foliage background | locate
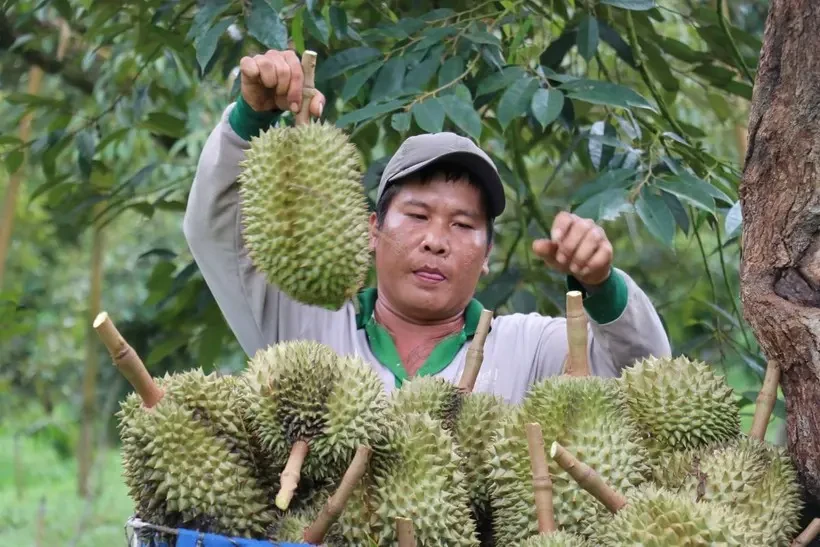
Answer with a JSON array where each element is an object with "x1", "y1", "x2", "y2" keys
[{"x1": 0, "y1": 0, "x2": 777, "y2": 544}]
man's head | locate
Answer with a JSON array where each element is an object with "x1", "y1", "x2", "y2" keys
[{"x1": 368, "y1": 132, "x2": 505, "y2": 323}]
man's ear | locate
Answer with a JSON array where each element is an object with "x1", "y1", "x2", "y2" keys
[
  {"x1": 368, "y1": 212, "x2": 378, "y2": 252},
  {"x1": 481, "y1": 242, "x2": 493, "y2": 275}
]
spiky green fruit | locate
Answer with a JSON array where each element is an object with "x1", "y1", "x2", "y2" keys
[
  {"x1": 338, "y1": 411, "x2": 480, "y2": 546},
  {"x1": 237, "y1": 121, "x2": 371, "y2": 310},
  {"x1": 514, "y1": 531, "x2": 590, "y2": 546},
  {"x1": 487, "y1": 376, "x2": 651, "y2": 543},
  {"x1": 619, "y1": 355, "x2": 740, "y2": 458},
  {"x1": 590, "y1": 483, "x2": 748, "y2": 546},
  {"x1": 244, "y1": 340, "x2": 389, "y2": 504},
  {"x1": 677, "y1": 436, "x2": 803, "y2": 546},
  {"x1": 133, "y1": 397, "x2": 275, "y2": 537},
  {"x1": 389, "y1": 376, "x2": 509, "y2": 515}
]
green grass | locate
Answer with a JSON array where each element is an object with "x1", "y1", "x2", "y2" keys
[{"x1": 0, "y1": 420, "x2": 135, "y2": 546}]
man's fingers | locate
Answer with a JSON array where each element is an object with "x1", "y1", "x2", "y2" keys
[
  {"x1": 239, "y1": 56, "x2": 260, "y2": 84},
  {"x1": 255, "y1": 54, "x2": 278, "y2": 89},
  {"x1": 580, "y1": 243, "x2": 613, "y2": 279},
  {"x1": 309, "y1": 91, "x2": 325, "y2": 118},
  {"x1": 569, "y1": 226, "x2": 604, "y2": 273},
  {"x1": 269, "y1": 53, "x2": 291, "y2": 99},
  {"x1": 282, "y1": 50, "x2": 303, "y2": 111},
  {"x1": 550, "y1": 211, "x2": 574, "y2": 241}
]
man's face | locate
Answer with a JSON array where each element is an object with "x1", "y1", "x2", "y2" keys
[{"x1": 369, "y1": 174, "x2": 491, "y2": 322}]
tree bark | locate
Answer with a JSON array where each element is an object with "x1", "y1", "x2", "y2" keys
[{"x1": 739, "y1": 0, "x2": 820, "y2": 509}]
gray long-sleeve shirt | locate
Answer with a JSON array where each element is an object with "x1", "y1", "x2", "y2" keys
[{"x1": 183, "y1": 102, "x2": 672, "y2": 404}]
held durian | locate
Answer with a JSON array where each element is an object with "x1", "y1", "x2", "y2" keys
[
  {"x1": 243, "y1": 340, "x2": 389, "y2": 510},
  {"x1": 676, "y1": 436, "x2": 803, "y2": 546},
  {"x1": 487, "y1": 376, "x2": 651, "y2": 543},
  {"x1": 514, "y1": 531, "x2": 590, "y2": 546},
  {"x1": 618, "y1": 355, "x2": 741, "y2": 460},
  {"x1": 237, "y1": 51, "x2": 371, "y2": 310}
]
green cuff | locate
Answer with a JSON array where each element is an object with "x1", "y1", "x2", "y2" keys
[
  {"x1": 567, "y1": 268, "x2": 628, "y2": 324},
  {"x1": 229, "y1": 94, "x2": 281, "y2": 141}
]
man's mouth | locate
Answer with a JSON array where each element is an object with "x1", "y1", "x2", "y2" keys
[{"x1": 414, "y1": 266, "x2": 446, "y2": 282}]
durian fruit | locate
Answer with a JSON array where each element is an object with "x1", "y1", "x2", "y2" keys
[
  {"x1": 486, "y1": 376, "x2": 651, "y2": 543},
  {"x1": 676, "y1": 436, "x2": 803, "y2": 546},
  {"x1": 132, "y1": 395, "x2": 276, "y2": 537},
  {"x1": 243, "y1": 340, "x2": 389, "y2": 510},
  {"x1": 618, "y1": 354, "x2": 741, "y2": 474},
  {"x1": 590, "y1": 483, "x2": 749, "y2": 546},
  {"x1": 236, "y1": 53, "x2": 370, "y2": 310},
  {"x1": 338, "y1": 410, "x2": 481, "y2": 546},
  {"x1": 514, "y1": 531, "x2": 590, "y2": 546},
  {"x1": 389, "y1": 376, "x2": 509, "y2": 516}
]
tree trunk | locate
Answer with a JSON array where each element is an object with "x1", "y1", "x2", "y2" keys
[{"x1": 738, "y1": 0, "x2": 820, "y2": 511}]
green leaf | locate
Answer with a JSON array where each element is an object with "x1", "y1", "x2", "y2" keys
[
  {"x1": 725, "y1": 201, "x2": 742, "y2": 238},
  {"x1": 0, "y1": 136, "x2": 22, "y2": 147},
  {"x1": 656, "y1": 176, "x2": 716, "y2": 214},
  {"x1": 341, "y1": 62, "x2": 381, "y2": 102},
  {"x1": 246, "y1": 0, "x2": 288, "y2": 50},
  {"x1": 574, "y1": 188, "x2": 632, "y2": 222},
  {"x1": 370, "y1": 57, "x2": 406, "y2": 102},
  {"x1": 636, "y1": 186, "x2": 676, "y2": 247},
  {"x1": 76, "y1": 130, "x2": 96, "y2": 180},
  {"x1": 198, "y1": 325, "x2": 224, "y2": 366},
  {"x1": 438, "y1": 56, "x2": 465, "y2": 90},
  {"x1": 588, "y1": 121, "x2": 617, "y2": 170},
  {"x1": 662, "y1": 191, "x2": 690, "y2": 234},
  {"x1": 599, "y1": 0, "x2": 656, "y2": 10},
  {"x1": 316, "y1": 47, "x2": 382, "y2": 81},
  {"x1": 677, "y1": 172, "x2": 734, "y2": 205},
  {"x1": 560, "y1": 79, "x2": 656, "y2": 111},
  {"x1": 497, "y1": 77, "x2": 539, "y2": 129},
  {"x1": 195, "y1": 17, "x2": 233, "y2": 73},
  {"x1": 5, "y1": 150, "x2": 24, "y2": 174},
  {"x1": 577, "y1": 15, "x2": 599, "y2": 61},
  {"x1": 412, "y1": 98, "x2": 445, "y2": 133},
  {"x1": 440, "y1": 94, "x2": 482, "y2": 140},
  {"x1": 530, "y1": 88, "x2": 564, "y2": 130},
  {"x1": 291, "y1": 7, "x2": 305, "y2": 53},
  {"x1": 405, "y1": 58, "x2": 441, "y2": 93},
  {"x1": 304, "y1": 8, "x2": 330, "y2": 45},
  {"x1": 475, "y1": 66, "x2": 526, "y2": 97},
  {"x1": 391, "y1": 112, "x2": 411, "y2": 133},
  {"x1": 187, "y1": 0, "x2": 230, "y2": 40},
  {"x1": 571, "y1": 168, "x2": 637, "y2": 203},
  {"x1": 336, "y1": 98, "x2": 410, "y2": 127},
  {"x1": 141, "y1": 112, "x2": 187, "y2": 138}
]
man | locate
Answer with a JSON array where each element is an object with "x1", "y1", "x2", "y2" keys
[{"x1": 183, "y1": 49, "x2": 671, "y2": 404}]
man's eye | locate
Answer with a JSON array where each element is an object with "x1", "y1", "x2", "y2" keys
[{"x1": 409, "y1": 213, "x2": 426, "y2": 220}]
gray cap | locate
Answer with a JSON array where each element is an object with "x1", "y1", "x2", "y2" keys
[{"x1": 376, "y1": 132, "x2": 506, "y2": 218}]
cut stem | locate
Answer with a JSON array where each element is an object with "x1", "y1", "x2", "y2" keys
[
  {"x1": 526, "y1": 423, "x2": 556, "y2": 533},
  {"x1": 791, "y1": 518, "x2": 820, "y2": 547},
  {"x1": 396, "y1": 517, "x2": 416, "y2": 547},
  {"x1": 92, "y1": 311, "x2": 163, "y2": 407},
  {"x1": 550, "y1": 441, "x2": 627, "y2": 513},
  {"x1": 303, "y1": 445, "x2": 372, "y2": 543},
  {"x1": 276, "y1": 439, "x2": 310, "y2": 510},
  {"x1": 458, "y1": 308, "x2": 493, "y2": 392},
  {"x1": 564, "y1": 291, "x2": 589, "y2": 376},
  {"x1": 749, "y1": 359, "x2": 781, "y2": 441},
  {"x1": 295, "y1": 50, "x2": 317, "y2": 126}
]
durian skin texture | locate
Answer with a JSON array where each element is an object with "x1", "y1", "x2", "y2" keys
[
  {"x1": 487, "y1": 376, "x2": 651, "y2": 543},
  {"x1": 237, "y1": 121, "x2": 371, "y2": 310},
  {"x1": 514, "y1": 531, "x2": 590, "y2": 546}
]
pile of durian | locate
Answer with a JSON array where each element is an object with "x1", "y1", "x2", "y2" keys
[{"x1": 94, "y1": 291, "x2": 808, "y2": 547}]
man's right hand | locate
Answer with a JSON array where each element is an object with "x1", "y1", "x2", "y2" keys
[{"x1": 238, "y1": 49, "x2": 326, "y2": 117}]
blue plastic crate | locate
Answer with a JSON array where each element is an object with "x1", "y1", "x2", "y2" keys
[{"x1": 127, "y1": 517, "x2": 317, "y2": 547}]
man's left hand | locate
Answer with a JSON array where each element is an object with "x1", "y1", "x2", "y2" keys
[{"x1": 532, "y1": 212, "x2": 613, "y2": 287}]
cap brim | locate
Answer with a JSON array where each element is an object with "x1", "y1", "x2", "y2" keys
[{"x1": 383, "y1": 150, "x2": 505, "y2": 218}]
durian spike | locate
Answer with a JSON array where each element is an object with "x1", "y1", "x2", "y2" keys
[
  {"x1": 294, "y1": 50, "x2": 317, "y2": 126},
  {"x1": 563, "y1": 291, "x2": 589, "y2": 377},
  {"x1": 92, "y1": 311, "x2": 163, "y2": 407},
  {"x1": 750, "y1": 359, "x2": 781, "y2": 441},
  {"x1": 275, "y1": 439, "x2": 309, "y2": 510},
  {"x1": 791, "y1": 518, "x2": 820, "y2": 546},
  {"x1": 549, "y1": 441, "x2": 627, "y2": 513},
  {"x1": 396, "y1": 517, "x2": 416, "y2": 547},
  {"x1": 458, "y1": 308, "x2": 493, "y2": 392},
  {"x1": 525, "y1": 423, "x2": 556, "y2": 533},
  {"x1": 302, "y1": 445, "x2": 373, "y2": 543}
]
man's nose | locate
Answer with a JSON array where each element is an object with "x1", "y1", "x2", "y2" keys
[{"x1": 422, "y1": 225, "x2": 449, "y2": 255}]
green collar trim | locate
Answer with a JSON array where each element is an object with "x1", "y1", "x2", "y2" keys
[{"x1": 355, "y1": 288, "x2": 486, "y2": 388}]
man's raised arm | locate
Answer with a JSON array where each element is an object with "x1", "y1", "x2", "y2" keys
[{"x1": 183, "y1": 49, "x2": 326, "y2": 357}]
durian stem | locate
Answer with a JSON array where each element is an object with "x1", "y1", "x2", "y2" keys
[
  {"x1": 303, "y1": 445, "x2": 372, "y2": 543},
  {"x1": 458, "y1": 308, "x2": 493, "y2": 392},
  {"x1": 750, "y1": 359, "x2": 781, "y2": 441},
  {"x1": 563, "y1": 291, "x2": 589, "y2": 377},
  {"x1": 549, "y1": 441, "x2": 627, "y2": 513},
  {"x1": 295, "y1": 50, "x2": 317, "y2": 126},
  {"x1": 791, "y1": 518, "x2": 820, "y2": 546},
  {"x1": 92, "y1": 311, "x2": 163, "y2": 407},
  {"x1": 275, "y1": 439, "x2": 309, "y2": 510},
  {"x1": 525, "y1": 423, "x2": 556, "y2": 533},
  {"x1": 396, "y1": 517, "x2": 416, "y2": 547}
]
